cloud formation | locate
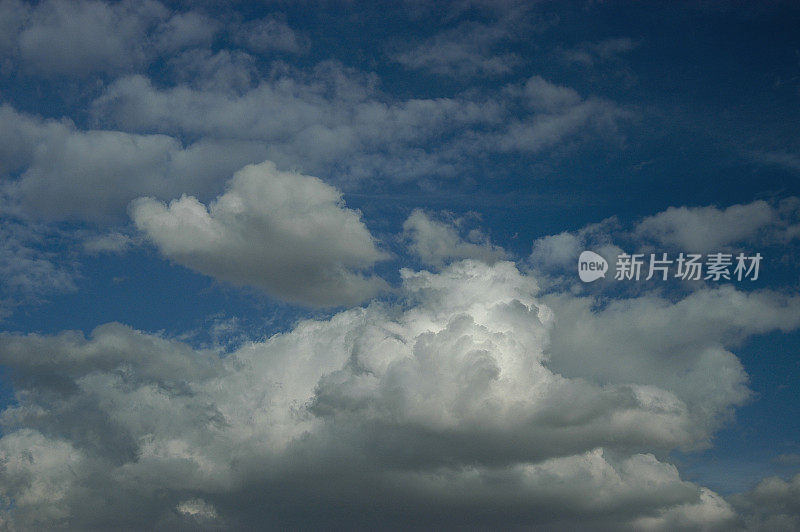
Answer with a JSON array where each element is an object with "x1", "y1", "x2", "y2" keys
[
  {"x1": 132, "y1": 161, "x2": 388, "y2": 307},
  {"x1": 2, "y1": 260, "x2": 797, "y2": 529}
]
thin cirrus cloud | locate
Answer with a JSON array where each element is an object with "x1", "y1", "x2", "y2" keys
[
  {"x1": 5, "y1": 259, "x2": 798, "y2": 528},
  {"x1": 131, "y1": 161, "x2": 389, "y2": 307}
]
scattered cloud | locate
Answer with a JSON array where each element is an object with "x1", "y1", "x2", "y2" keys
[
  {"x1": 557, "y1": 37, "x2": 637, "y2": 67},
  {"x1": 402, "y1": 209, "x2": 508, "y2": 267},
  {"x1": 634, "y1": 199, "x2": 800, "y2": 252},
  {"x1": 233, "y1": 15, "x2": 308, "y2": 55},
  {"x1": 82, "y1": 231, "x2": 135, "y2": 255},
  {"x1": 392, "y1": 20, "x2": 520, "y2": 77}
]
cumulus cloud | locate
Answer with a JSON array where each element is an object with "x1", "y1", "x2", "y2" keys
[
  {"x1": 633, "y1": 199, "x2": 800, "y2": 252},
  {"x1": 12, "y1": 0, "x2": 165, "y2": 76},
  {"x1": 402, "y1": 209, "x2": 508, "y2": 267},
  {"x1": 732, "y1": 472, "x2": 800, "y2": 531},
  {"x1": 0, "y1": 105, "x2": 270, "y2": 221},
  {"x1": 2, "y1": 260, "x2": 797, "y2": 528},
  {"x1": 131, "y1": 161, "x2": 389, "y2": 307},
  {"x1": 0, "y1": 260, "x2": 780, "y2": 529}
]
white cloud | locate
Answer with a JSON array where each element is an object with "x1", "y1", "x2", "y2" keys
[
  {"x1": 0, "y1": 105, "x2": 270, "y2": 221},
  {"x1": 131, "y1": 161, "x2": 389, "y2": 307},
  {"x1": 90, "y1": 68, "x2": 629, "y2": 184},
  {"x1": 529, "y1": 199, "x2": 800, "y2": 285},
  {"x1": 402, "y1": 209, "x2": 507, "y2": 267},
  {"x1": 234, "y1": 16, "x2": 307, "y2": 55},
  {"x1": 1, "y1": 260, "x2": 796, "y2": 528},
  {"x1": 392, "y1": 20, "x2": 520, "y2": 77},
  {"x1": 14, "y1": 0, "x2": 166, "y2": 76},
  {"x1": 634, "y1": 200, "x2": 785, "y2": 252},
  {"x1": 2, "y1": 0, "x2": 221, "y2": 77}
]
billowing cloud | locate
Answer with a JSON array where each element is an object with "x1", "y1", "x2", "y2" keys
[
  {"x1": 131, "y1": 161, "x2": 389, "y2": 307},
  {"x1": 402, "y1": 208, "x2": 508, "y2": 267},
  {"x1": 2, "y1": 260, "x2": 797, "y2": 528}
]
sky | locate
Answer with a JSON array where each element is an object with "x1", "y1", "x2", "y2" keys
[{"x1": 1, "y1": 0, "x2": 800, "y2": 529}]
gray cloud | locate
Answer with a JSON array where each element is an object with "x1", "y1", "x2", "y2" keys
[{"x1": 131, "y1": 161, "x2": 389, "y2": 307}]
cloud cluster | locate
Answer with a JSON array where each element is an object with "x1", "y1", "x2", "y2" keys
[
  {"x1": 132, "y1": 161, "x2": 388, "y2": 307},
  {"x1": 1, "y1": 260, "x2": 797, "y2": 529}
]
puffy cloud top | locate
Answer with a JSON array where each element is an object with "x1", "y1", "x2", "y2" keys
[{"x1": 132, "y1": 161, "x2": 388, "y2": 306}]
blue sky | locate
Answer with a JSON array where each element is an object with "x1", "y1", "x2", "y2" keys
[{"x1": 1, "y1": 0, "x2": 800, "y2": 529}]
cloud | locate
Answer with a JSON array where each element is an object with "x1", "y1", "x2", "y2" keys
[
  {"x1": 233, "y1": 16, "x2": 308, "y2": 55},
  {"x1": 402, "y1": 209, "x2": 508, "y2": 267},
  {"x1": 82, "y1": 231, "x2": 135, "y2": 255},
  {"x1": 89, "y1": 68, "x2": 629, "y2": 185},
  {"x1": 557, "y1": 37, "x2": 637, "y2": 66},
  {"x1": 13, "y1": 0, "x2": 166, "y2": 76},
  {"x1": 131, "y1": 161, "x2": 389, "y2": 307},
  {"x1": 1, "y1": 0, "x2": 220, "y2": 77},
  {"x1": 731, "y1": 473, "x2": 800, "y2": 531},
  {"x1": 392, "y1": 20, "x2": 520, "y2": 77},
  {"x1": 529, "y1": 199, "x2": 800, "y2": 285},
  {"x1": 0, "y1": 221, "x2": 78, "y2": 312},
  {"x1": 2, "y1": 259, "x2": 797, "y2": 528},
  {"x1": 0, "y1": 105, "x2": 270, "y2": 221},
  {"x1": 634, "y1": 199, "x2": 800, "y2": 252}
]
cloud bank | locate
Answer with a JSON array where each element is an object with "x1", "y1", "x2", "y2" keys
[{"x1": 1, "y1": 260, "x2": 798, "y2": 529}]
